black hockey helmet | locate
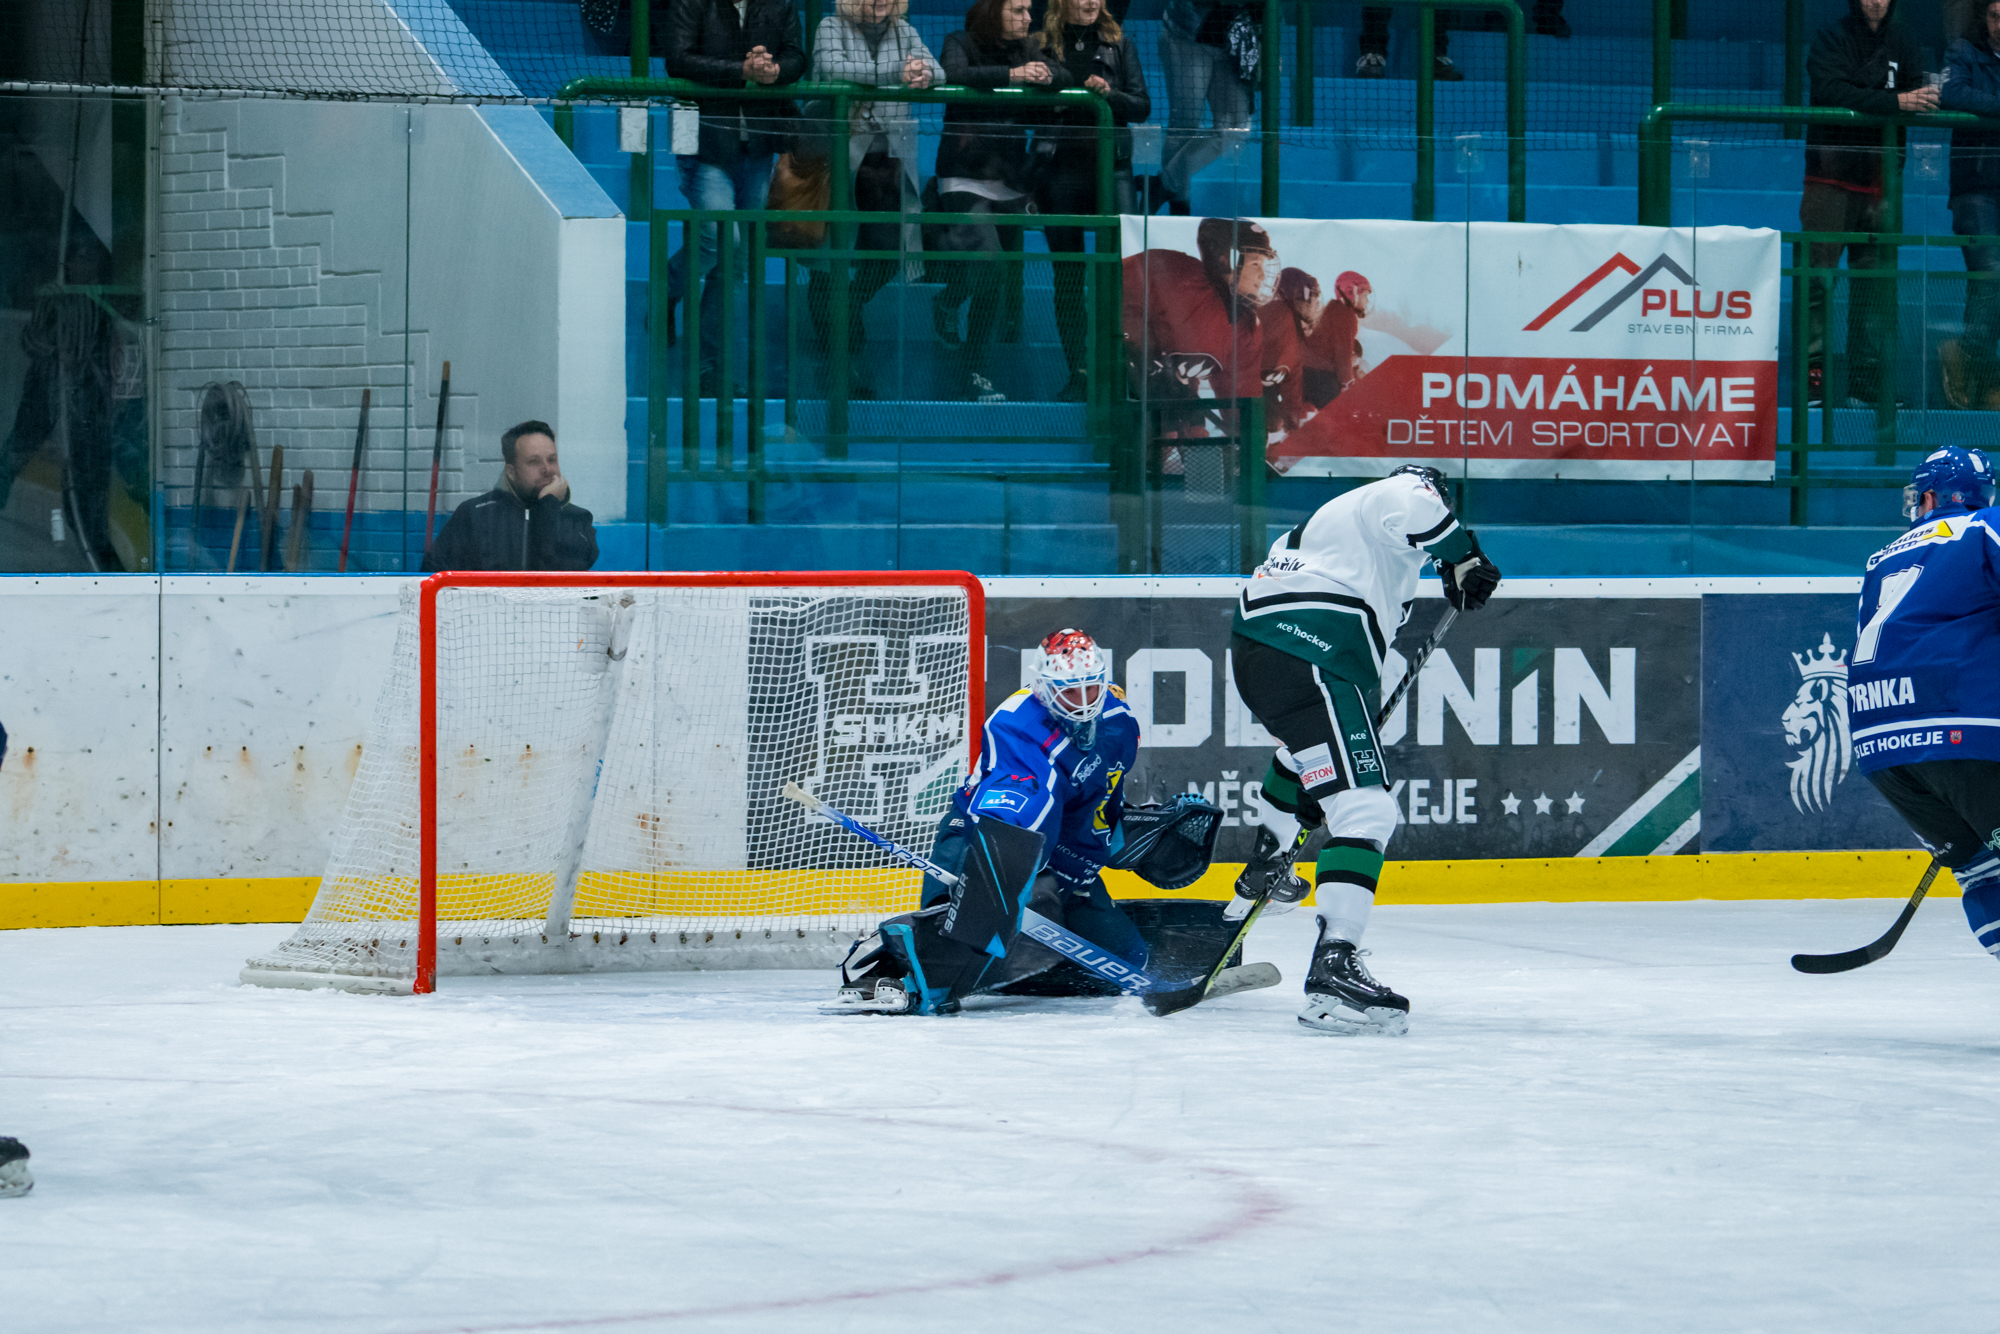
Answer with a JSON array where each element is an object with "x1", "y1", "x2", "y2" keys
[
  {"x1": 1392, "y1": 463, "x2": 1448, "y2": 493},
  {"x1": 1107, "y1": 793, "x2": 1223, "y2": 891}
]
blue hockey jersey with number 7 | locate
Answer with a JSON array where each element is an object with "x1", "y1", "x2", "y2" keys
[
  {"x1": 1850, "y1": 503, "x2": 2000, "y2": 772},
  {"x1": 954, "y1": 687, "x2": 1142, "y2": 887}
]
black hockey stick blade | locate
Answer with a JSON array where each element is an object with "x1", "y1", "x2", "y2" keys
[
  {"x1": 1791, "y1": 859, "x2": 1941, "y2": 974},
  {"x1": 1143, "y1": 898, "x2": 1268, "y2": 1016}
]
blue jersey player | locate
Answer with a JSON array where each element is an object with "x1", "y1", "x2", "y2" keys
[
  {"x1": 831, "y1": 629, "x2": 1148, "y2": 1014},
  {"x1": 1850, "y1": 446, "x2": 2000, "y2": 961}
]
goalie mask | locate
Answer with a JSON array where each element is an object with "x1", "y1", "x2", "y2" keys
[
  {"x1": 1031, "y1": 629, "x2": 1112, "y2": 738},
  {"x1": 1107, "y1": 793, "x2": 1223, "y2": 891}
]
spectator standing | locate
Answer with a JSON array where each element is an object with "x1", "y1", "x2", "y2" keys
[
  {"x1": 1802, "y1": 0, "x2": 1936, "y2": 408},
  {"x1": 1356, "y1": 6, "x2": 1462, "y2": 81},
  {"x1": 664, "y1": 0, "x2": 808, "y2": 399},
  {"x1": 1941, "y1": 0, "x2": 2000, "y2": 408},
  {"x1": 424, "y1": 421, "x2": 599, "y2": 572},
  {"x1": 1037, "y1": 0, "x2": 1149, "y2": 402},
  {"x1": 804, "y1": 0, "x2": 945, "y2": 399},
  {"x1": 1355, "y1": 3, "x2": 1567, "y2": 80},
  {"x1": 1152, "y1": 0, "x2": 1253, "y2": 215},
  {"x1": 931, "y1": 0, "x2": 1052, "y2": 404}
]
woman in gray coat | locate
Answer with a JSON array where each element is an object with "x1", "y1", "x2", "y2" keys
[{"x1": 805, "y1": 0, "x2": 944, "y2": 396}]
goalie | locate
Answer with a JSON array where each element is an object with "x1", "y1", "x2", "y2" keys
[{"x1": 831, "y1": 629, "x2": 1219, "y2": 1015}]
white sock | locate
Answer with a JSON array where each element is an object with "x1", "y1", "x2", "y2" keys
[
  {"x1": 1316, "y1": 882, "x2": 1374, "y2": 946},
  {"x1": 1259, "y1": 806, "x2": 1304, "y2": 848}
]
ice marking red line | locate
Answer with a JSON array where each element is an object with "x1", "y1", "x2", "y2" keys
[
  {"x1": 0, "y1": 1073, "x2": 1291, "y2": 1330},
  {"x1": 406, "y1": 1092, "x2": 1291, "y2": 1333}
]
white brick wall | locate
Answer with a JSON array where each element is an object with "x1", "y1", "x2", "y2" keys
[
  {"x1": 158, "y1": 98, "x2": 446, "y2": 526},
  {"x1": 155, "y1": 97, "x2": 626, "y2": 540}
]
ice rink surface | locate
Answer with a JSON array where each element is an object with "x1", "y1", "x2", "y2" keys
[{"x1": 5, "y1": 900, "x2": 2000, "y2": 1333}]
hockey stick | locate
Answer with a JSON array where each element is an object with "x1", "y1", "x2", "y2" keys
[
  {"x1": 424, "y1": 362, "x2": 451, "y2": 557},
  {"x1": 1791, "y1": 858, "x2": 1941, "y2": 975},
  {"x1": 780, "y1": 782, "x2": 1156, "y2": 994},
  {"x1": 1379, "y1": 605, "x2": 1459, "y2": 724},
  {"x1": 338, "y1": 388, "x2": 370, "y2": 572}
]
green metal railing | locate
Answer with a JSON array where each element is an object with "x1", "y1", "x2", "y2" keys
[
  {"x1": 1638, "y1": 103, "x2": 1981, "y2": 230},
  {"x1": 1344, "y1": 0, "x2": 1527, "y2": 222},
  {"x1": 1780, "y1": 232, "x2": 2000, "y2": 523},
  {"x1": 1284, "y1": 0, "x2": 1527, "y2": 221}
]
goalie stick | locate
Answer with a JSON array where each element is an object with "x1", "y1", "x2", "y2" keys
[
  {"x1": 781, "y1": 782, "x2": 1156, "y2": 994},
  {"x1": 1148, "y1": 608, "x2": 1460, "y2": 1016},
  {"x1": 1791, "y1": 858, "x2": 1940, "y2": 975}
]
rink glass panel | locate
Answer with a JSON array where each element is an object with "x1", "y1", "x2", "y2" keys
[{"x1": 6, "y1": 94, "x2": 1979, "y2": 578}]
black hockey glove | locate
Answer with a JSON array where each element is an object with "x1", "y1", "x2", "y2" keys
[{"x1": 1439, "y1": 532, "x2": 1501, "y2": 611}]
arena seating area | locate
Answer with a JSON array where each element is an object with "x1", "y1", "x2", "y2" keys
[{"x1": 1, "y1": 0, "x2": 1989, "y2": 577}]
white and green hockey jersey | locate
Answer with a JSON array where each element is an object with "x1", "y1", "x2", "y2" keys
[{"x1": 1231, "y1": 472, "x2": 1475, "y2": 691}]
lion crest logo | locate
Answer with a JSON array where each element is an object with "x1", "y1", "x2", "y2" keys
[{"x1": 1783, "y1": 633, "x2": 1851, "y2": 814}]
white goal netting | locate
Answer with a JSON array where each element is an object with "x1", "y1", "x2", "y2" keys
[{"x1": 243, "y1": 579, "x2": 975, "y2": 992}]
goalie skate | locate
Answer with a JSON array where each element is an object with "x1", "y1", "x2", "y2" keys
[
  {"x1": 0, "y1": 1138, "x2": 32, "y2": 1198},
  {"x1": 1298, "y1": 922, "x2": 1408, "y2": 1037},
  {"x1": 823, "y1": 976, "x2": 912, "y2": 1014}
]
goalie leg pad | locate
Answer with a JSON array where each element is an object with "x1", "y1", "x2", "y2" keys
[{"x1": 940, "y1": 815, "x2": 1047, "y2": 957}]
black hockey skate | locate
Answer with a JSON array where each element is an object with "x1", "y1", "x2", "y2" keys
[
  {"x1": 0, "y1": 1137, "x2": 32, "y2": 1198},
  {"x1": 1225, "y1": 825, "x2": 1311, "y2": 922},
  {"x1": 1298, "y1": 919, "x2": 1409, "y2": 1036}
]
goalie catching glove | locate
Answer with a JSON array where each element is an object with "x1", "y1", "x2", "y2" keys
[
  {"x1": 1106, "y1": 793, "x2": 1223, "y2": 891},
  {"x1": 1437, "y1": 531, "x2": 1501, "y2": 612}
]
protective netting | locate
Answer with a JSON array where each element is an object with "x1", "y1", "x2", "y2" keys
[
  {"x1": 242, "y1": 578, "x2": 973, "y2": 990},
  {"x1": 5, "y1": 0, "x2": 1811, "y2": 145}
]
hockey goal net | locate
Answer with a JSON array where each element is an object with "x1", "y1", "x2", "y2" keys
[{"x1": 243, "y1": 572, "x2": 984, "y2": 994}]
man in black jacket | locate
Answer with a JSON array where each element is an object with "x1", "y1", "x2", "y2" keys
[
  {"x1": 423, "y1": 421, "x2": 599, "y2": 572},
  {"x1": 664, "y1": 0, "x2": 808, "y2": 397},
  {"x1": 1803, "y1": 0, "x2": 1937, "y2": 407}
]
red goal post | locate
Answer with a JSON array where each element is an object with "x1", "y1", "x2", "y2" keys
[
  {"x1": 412, "y1": 570, "x2": 986, "y2": 993},
  {"x1": 238, "y1": 570, "x2": 984, "y2": 995}
]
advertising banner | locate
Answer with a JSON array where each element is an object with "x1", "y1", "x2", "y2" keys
[
  {"x1": 986, "y1": 581, "x2": 1701, "y2": 862},
  {"x1": 1700, "y1": 592, "x2": 1917, "y2": 853},
  {"x1": 1120, "y1": 217, "x2": 1780, "y2": 482}
]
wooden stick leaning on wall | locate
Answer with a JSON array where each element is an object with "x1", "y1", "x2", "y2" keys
[
  {"x1": 286, "y1": 470, "x2": 315, "y2": 572},
  {"x1": 339, "y1": 388, "x2": 371, "y2": 573},
  {"x1": 226, "y1": 490, "x2": 249, "y2": 572},
  {"x1": 424, "y1": 362, "x2": 450, "y2": 557},
  {"x1": 260, "y1": 443, "x2": 284, "y2": 572}
]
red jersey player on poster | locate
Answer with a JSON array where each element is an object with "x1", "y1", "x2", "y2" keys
[
  {"x1": 1262, "y1": 267, "x2": 1323, "y2": 436},
  {"x1": 1122, "y1": 218, "x2": 1278, "y2": 407},
  {"x1": 1300, "y1": 269, "x2": 1370, "y2": 408}
]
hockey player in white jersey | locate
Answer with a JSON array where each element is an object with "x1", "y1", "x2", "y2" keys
[{"x1": 1228, "y1": 465, "x2": 1501, "y2": 1034}]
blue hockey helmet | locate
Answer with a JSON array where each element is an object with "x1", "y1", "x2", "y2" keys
[{"x1": 1904, "y1": 447, "x2": 1995, "y2": 521}]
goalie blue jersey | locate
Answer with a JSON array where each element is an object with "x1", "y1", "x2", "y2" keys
[
  {"x1": 954, "y1": 688, "x2": 1141, "y2": 887},
  {"x1": 1850, "y1": 503, "x2": 2000, "y2": 772}
]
